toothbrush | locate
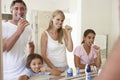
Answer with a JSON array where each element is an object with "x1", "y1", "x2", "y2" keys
[{"x1": 16, "y1": 14, "x2": 23, "y2": 20}]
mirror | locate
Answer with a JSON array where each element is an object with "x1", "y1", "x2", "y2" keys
[{"x1": 1, "y1": 0, "x2": 120, "y2": 80}]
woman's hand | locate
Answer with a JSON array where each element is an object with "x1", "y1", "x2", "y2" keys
[
  {"x1": 50, "y1": 69, "x2": 61, "y2": 76},
  {"x1": 57, "y1": 68, "x2": 65, "y2": 73},
  {"x1": 64, "y1": 25, "x2": 72, "y2": 34}
]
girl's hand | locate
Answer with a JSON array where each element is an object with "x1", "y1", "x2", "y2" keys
[
  {"x1": 57, "y1": 68, "x2": 65, "y2": 73},
  {"x1": 93, "y1": 45, "x2": 100, "y2": 53}
]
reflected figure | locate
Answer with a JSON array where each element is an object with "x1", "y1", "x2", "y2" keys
[
  {"x1": 2, "y1": 0, "x2": 34, "y2": 80},
  {"x1": 18, "y1": 53, "x2": 61, "y2": 80},
  {"x1": 74, "y1": 29, "x2": 101, "y2": 69},
  {"x1": 41, "y1": 10, "x2": 73, "y2": 74}
]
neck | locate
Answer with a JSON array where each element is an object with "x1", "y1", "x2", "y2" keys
[
  {"x1": 48, "y1": 28, "x2": 58, "y2": 33},
  {"x1": 83, "y1": 44, "x2": 91, "y2": 54},
  {"x1": 10, "y1": 19, "x2": 18, "y2": 25}
]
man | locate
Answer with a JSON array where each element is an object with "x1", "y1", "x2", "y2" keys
[{"x1": 2, "y1": 0, "x2": 34, "y2": 80}]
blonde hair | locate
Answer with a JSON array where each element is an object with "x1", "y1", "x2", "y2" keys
[{"x1": 47, "y1": 10, "x2": 65, "y2": 44}]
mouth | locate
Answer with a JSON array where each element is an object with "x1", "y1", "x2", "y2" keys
[
  {"x1": 16, "y1": 14, "x2": 23, "y2": 20},
  {"x1": 89, "y1": 42, "x2": 93, "y2": 46}
]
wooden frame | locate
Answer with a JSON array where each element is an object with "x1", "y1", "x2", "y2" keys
[{"x1": 0, "y1": 0, "x2": 3, "y2": 80}]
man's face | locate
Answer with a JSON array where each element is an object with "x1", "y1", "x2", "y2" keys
[{"x1": 11, "y1": 3, "x2": 27, "y2": 20}]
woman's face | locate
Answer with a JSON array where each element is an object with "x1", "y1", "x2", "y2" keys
[
  {"x1": 83, "y1": 33, "x2": 95, "y2": 47},
  {"x1": 52, "y1": 14, "x2": 64, "y2": 29},
  {"x1": 30, "y1": 58, "x2": 43, "y2": 73}
]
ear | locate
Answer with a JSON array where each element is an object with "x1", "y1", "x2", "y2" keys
[
  {"x1": 10, "y1": 7, "x2": 13, "y2": 13},
  {"x1": 83, "y1": 36, "x2": 85, "y2": 41}
]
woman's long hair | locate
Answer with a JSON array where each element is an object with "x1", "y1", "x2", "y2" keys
[{"x1": 47, "y1": 10, "x2": 65, "y2": 44}]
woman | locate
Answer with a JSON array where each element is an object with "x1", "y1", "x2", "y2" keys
[{"x1": 41, "y1": 10, "x2": 73, "y2": 74}]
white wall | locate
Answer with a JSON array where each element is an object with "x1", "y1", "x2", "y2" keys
[
  {"x1": 81, "y1": 0, "x2": 119, "y2": 55},
  {"x1": 24, "y1": 0, "x2": 70, "y2": 12},
  {"x1": 82, "y1": 0, "x2": 112, "y2": 34},
  {"x1": 110, "y1": 0, "x2": 120, "y2": 52}
]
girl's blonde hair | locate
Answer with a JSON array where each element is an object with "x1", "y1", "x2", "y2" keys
[{"x1": 47, "y1": 10, "x2": 65, "y2": 44}]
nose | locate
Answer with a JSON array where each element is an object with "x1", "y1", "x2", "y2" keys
[
  {"x1": 35, "y1": 64, "x2": 39, "y2": 67},
  {"x1": 17, "y1": 9, "x2": 22, "y2": 14}
]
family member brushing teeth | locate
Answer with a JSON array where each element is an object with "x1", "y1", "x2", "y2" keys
[
  {"x1": 74, "y1": 29, "x2": 101, "y2": 69},
  {"x1": 41, "y1": 10, "x2": 73, "y2": 74},
  {"x1": 2, "y1": 0, "x2": 34, "y2": 80}
]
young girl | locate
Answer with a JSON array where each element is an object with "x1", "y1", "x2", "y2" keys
[
  {"x1": 18, "y1": 53, "x2": 61, "y2": 80},
  {"x1": 74, "y1": 29, "x2": 101, "y2": 69}
]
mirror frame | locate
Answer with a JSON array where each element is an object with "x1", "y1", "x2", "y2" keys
[{"x1": 0, "y1": 0, "x2": 3, "y2": 80}]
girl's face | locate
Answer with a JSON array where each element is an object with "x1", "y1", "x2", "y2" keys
[
  {"x1": 83, "y1": 33, "x2": 95, "y2": 47},
  {"x1": 52, "y1": 14, "x2": 64, "y2": 29},
  {"x1": 30, "y1": 58, "x2": 43, "y2": 73}
]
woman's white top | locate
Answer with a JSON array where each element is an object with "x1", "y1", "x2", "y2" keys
[{"x1": 45, "y1": 31, "x2": 67, "y2": 67}]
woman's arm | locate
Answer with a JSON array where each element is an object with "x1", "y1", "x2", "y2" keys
[
  {"x1": 40, "y1": 67, "x2": 61, "y2": 76},
  {"x1": 41, "y1": 32, "x2": 55, "y2": 69},
  {"x1": 64, "y1": 25, "x2": 73, "y2": 52}
]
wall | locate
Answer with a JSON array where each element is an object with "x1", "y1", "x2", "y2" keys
[
  {"x1": 81, "y1": 0, "x2": 119, "y2": 55},
  {"x1": 110, "y1": 0, "x2": 120, "y2": 52}
]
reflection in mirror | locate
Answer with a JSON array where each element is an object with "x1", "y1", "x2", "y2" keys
[
  {"x1": 1, "y1": 0, "x2": 120, "y2": 80},
  {"x1": 1, "y1": 0, "x2": 81, "y2": 79}
]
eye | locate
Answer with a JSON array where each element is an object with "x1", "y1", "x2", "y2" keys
[
  {"x1": 33, "y1": 63, "x2": 36, "y2": 65},
  {"x1": 57, "y1": 18, "x2": 60, "y2": 21},
  {"x1": 12, "y1": 7, "x2": 26, "y2": 11},
  {"x1": 38, "y1": 62, "x2": 42, "y2": 65},
  {"x1": 88, "y1": 36, "x2": 91, "y2": 39},
  {"x1": 61, "y1": 20, "x2": 64, "y2": 23}
]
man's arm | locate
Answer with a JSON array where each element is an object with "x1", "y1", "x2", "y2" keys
[{"x1": 29, "y1": 42, "x2": 34, "y2": 54}]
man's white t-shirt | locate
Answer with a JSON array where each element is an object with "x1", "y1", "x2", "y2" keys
[{"x1": 2, "y1": 22, "x2": 33, "y2": 80}]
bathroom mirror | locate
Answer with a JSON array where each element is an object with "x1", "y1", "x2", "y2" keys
[{"x1": 1, "y1": 0, "x2": 120, "y2": 80}]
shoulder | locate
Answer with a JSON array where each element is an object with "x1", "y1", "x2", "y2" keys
[
  {"x1": 74, "y1": 45, "x2": 83, "y2": 55},
  {"x1": 23, "y1": 68, "x2": 32, "y2": 77},
  {"x1": 75, "y1": 45, "x2": 83, "y2": 51},
  {"x1": 2, "y1": 22, "x2": 10, "y2": 28},
  {"x1": 41, "y1": 31, "x2": 48, "y2": 38},
  {"x1": 41, "y1": 31, "x2": 48, "y2": 42}
]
